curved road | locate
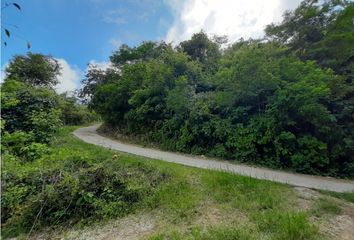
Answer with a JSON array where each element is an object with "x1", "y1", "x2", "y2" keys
[{"x1": 73, "y1": 124, "x2": 354, "y2": 193}]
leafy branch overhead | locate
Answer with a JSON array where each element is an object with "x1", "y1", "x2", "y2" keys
[{"x1": 1, "y1": 2, "x2": 31, "y2": 49}]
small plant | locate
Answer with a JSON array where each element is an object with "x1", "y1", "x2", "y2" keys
[
  {"x1": 147, "y1": 225, "x2": 256, "y2": 240},
  {"x1": 256, "y1": 210, "x2": 318, "y2": 240},
  {"x1": 312, "y1": 198, "x2": 342, "y2": 217},
  {"x1": 20, "y1": 142, "x2": 50, "y2": 161},
  {"x1": 112, "y1": 154, "x2": 120, "y2": 160},
  {"x1": 1, "y1": 147, "x2": 168, "y2": 238}
]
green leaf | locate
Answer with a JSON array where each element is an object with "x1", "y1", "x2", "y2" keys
[
  {"x1": 5, "y1": 29, "x2": 10, "y2": 38},
  {"x1": 13, "y1": 3, "x2": 21, "y2": 10}
]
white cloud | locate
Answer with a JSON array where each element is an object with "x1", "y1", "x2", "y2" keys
[
  {"x1": 110, "y1": 38, "x2": 122, "y2": 49},
  {"x1": 55, "y1": 59, "x2": 82, "y2": 94},
  {"x1": 165, "y1": 0, "x2": 302, "y2": 44},
  {"x1": 87, "y1": 60, "x2": 113, "y2": 71},
  {"x1": 103, "y1": 9, "x2": 129, "y2": 24},
  {"x1": 1, "y1": 63, "x2": 8, "y2": 83}
]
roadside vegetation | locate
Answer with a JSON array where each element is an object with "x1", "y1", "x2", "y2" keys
[
  {"x1": 1, "y1": 53, "x2": 99, "y2": 238},
  {"x1": 84, "y1": 0, "x2": 354, "y2": 178},
  {"x1": 1, "y1": 0, "x2": 353, "y2": 239},
  {"x1": 2, "y1": 126, "x2": 354, "y2": 239}
]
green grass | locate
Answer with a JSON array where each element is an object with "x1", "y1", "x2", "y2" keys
[
  {"x1": 147, "y1": 225, "x2": 258, "y2": 240},
  {"x1": 319, "y1": 190, "x2": 354, "y2": 204},
  {"x1": 312, "y1": 198, "x2": 342, "y2": 217},
  {"x1": 1, "y1": 125, "x2": 336, "y2": 239}
]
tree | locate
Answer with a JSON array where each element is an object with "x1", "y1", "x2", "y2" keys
[
  {"x1": 308, "y1": 4, "x2": 354, "y2": 78},
  {"x1": 5, "y1": 53, "x2": 61, "y2": 87},
  {"x1": 58, "y1": 92, "x2": 98, "y2": 125},
  {"x1": 79, "y1": 63, "x2": 119, "y2": 99},
  {"x1": 265, "y1": 0, "x2": 349, "y2": 54},
  {"x1": 1, "y1": 52, "x2": 63, "y2": 143},
  {"x1": 85, "y1": 1, "x2": 354, "y2": 177},
  {"x1": 1, "y1": 79, "x2": 62, "y2": 143},
  {"x1": 179, "y1": 31, "x2": 221, "y2": 74},
  {"x1": 213, "y1": 42, "x2": 285, "y2": 115},
  {"x1": 265, "y1": 0, "x2": 354, "y2": 83},
  {"x1": 110, "y1": 41, "x2": 171, "y2": 68}
]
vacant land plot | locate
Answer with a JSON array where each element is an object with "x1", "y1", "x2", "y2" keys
[{"x1": 2, "y1": 126, "x2": 354, "y2": 240}]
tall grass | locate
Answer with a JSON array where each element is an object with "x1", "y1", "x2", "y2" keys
[{"x1": 1, "y1": 126, "x2": 323, "y2": 239}]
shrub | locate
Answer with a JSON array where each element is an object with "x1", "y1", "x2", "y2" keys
[
  {"x1": 58, "y1": 93, "x2": 99, "y2": 125},
  {"x1": 2, "y1": 131, "x2": 35, "y2": 156},
  {"x1": 27, "y1": 109, "x2": 62, "y2": 143},
  {"x1": 20, "y1": 143, "x2": 51, "y2": 162},
  {"x1": 1, "y1": 156, "x2": 168, "y2": 237}
]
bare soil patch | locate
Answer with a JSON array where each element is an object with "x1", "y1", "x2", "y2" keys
[{"x1": 295, "y1": 187, "x2": 354, "y2": 240}]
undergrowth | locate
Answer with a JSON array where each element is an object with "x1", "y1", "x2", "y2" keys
[{"x1": 1, "y1": 126, "x2": 326, "y2": 239}]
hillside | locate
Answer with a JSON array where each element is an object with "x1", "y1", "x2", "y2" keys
[
  {"x1": 2, "y1": 126, "x2": 354, "y2": 239},
  {"x1": 1, "y1": 1, "x2": 354, "y2": 239}
]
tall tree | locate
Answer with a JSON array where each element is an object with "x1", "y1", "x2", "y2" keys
[
  {"x1": 5, "y1": 53, "x2": 61, "y2": 87},
  {"x1": 179, "y1": 31, "x2": 221, "y2": 74},
  {"x1": 308, "y1": 4, "x2": 354, "y2": 78},
  {"x1": 79, "y1": 63, "x2": 118, "y2": 99},
  {"x1": 265, "y1": 0, "x2": 350, "y2": 59},
  {"x1": 110, "y1": 41, "x2": 171, "y2": 67}
]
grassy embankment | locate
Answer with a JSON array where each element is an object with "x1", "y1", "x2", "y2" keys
[{"x1": 2, "y1": 126, "x2": 353, "y2": 240}]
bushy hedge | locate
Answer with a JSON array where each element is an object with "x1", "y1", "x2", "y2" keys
[
  {"x1": 90, "y1": 39, "x2": 354, "y2": 178},
  {"x1": 58, "y1": 93, "x2": 100, "y2": 126},
  {"x1": 1, "y1": 153, "x2": 168, "y2": 237},
  {"x1": 88, "y1": 2, "x2": 354, "y2": 177}
]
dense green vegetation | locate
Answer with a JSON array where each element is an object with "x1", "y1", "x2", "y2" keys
[
  {"x1": 4, "y1": 125, "x2": 353, "y2": 239},
  {"x1": 1, "y1": 127, "x2": 168, "y2": 238},
  {"x1": 1, "y1": 53, "x2": 99, "y2": 237},
  {"x1": 1, "y1": 53, "x2": 98, "y2": 159},
  {"x1": 1, "y1": 0, "x2": 353, "y2": 238},
  {"x1": 2, "y1": 126, "x2": 323, "y2": 239},
  {"x1": 84, "y1": 0, "x2": 354, "y2": 177}
]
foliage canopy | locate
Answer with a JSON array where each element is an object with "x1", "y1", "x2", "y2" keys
[{"x1": 83, "y1": 1, "x2": 354, "y2": 177}]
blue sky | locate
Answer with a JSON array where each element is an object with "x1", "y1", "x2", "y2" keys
[
  {"x1": 1, "y1": 0, "x2": 301, "y2": 92},
  {"x1": 1, "y1": 0, "x2": 173, "y2": 69}
]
